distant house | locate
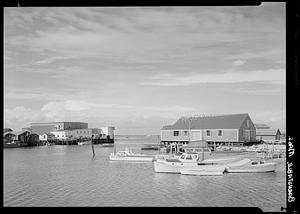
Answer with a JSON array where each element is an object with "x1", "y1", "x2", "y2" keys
[
  {"x1": 3, "y1": 132, "x2": 16, "y2": 144},
  {"x1": 39, "y1": 133, "x2": 56, "y2": 141},
  {"x1": 30, "y1": 122, "x2": 88, "y2": 135},
  {"x1": 256, "y1": 128, "x2": 281, "y2": 143},
  {"x1": 3, "y1": 128, "x2": 13, "y2": 133},
  {"x1": 4, "y1": 131, "x2": 31, "y2": 143},
  {"x1": 161, "y1": 113, "x2": 256, "y2": 146},
  {"x1": 28, "y1": 133, "x2": 40, "y2": 146}
]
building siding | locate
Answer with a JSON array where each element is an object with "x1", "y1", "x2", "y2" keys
[
  {"x1": 30, "y1": 122, "x2": 88, "y2": 135},
  {"x1": 161, "y1": 113, "x2": 256, "y2": 144},
  {"x1": 238, "y1": 115, "x2": 256, "y2": 142},
  {"x1": 161, "y1": 129, "x2": 239, "y2": 142},
  {"x1": 203, "y1": 129, "x2": 239, "y2": 142}
]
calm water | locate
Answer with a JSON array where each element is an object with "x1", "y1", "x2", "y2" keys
[{"x1": 4, "y1": 135, "x2": 286, "y2": 211}]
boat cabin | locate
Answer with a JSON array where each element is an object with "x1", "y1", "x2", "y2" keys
[
  {"x1": 182, "y1": 147, "x2": 211, "y2": 154},
  {"x1": 178, "y1": 153, "x2": 199, "y2": 162},
  {"x1": 115, "y1": 151, "x2": 132, "y2": 156}
]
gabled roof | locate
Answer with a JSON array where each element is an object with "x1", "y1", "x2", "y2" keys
[
  {"x1": 162, "y1": 113, "x2": 250, "y2": 130},
  {"x1": 41, "y1": 133, "x2": 55, "y2": 136},
  {"x1": 4, "y1": 130, "x2": 30, "y2": 136},
  {"x1": 254, "y1": 124, "x2": 271, "y2": 129},
  {"x1": 256, "y1": 129, "x2": 280, "y2": 136}
]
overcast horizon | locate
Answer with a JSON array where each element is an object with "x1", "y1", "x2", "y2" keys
[{"x1": 4, "y1": 4, "x2": 286, "y2": 135}]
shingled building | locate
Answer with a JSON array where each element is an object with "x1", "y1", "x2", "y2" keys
[{"x1": 161, "y1": 113, "x2": 257, "y2": 146}]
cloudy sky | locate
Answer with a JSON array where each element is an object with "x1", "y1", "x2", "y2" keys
[{"x1": 4, "y1": 3, "x2": 286, "y2": 135}]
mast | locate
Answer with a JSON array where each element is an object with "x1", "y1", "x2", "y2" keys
[
  {"x1": 202, "y1": 129, "x2": 204, "y2": 161},
  {"x1": 91, "y1": 135, "x2": 95, "y2": 158},
  {"x1": 188, "y1": 117, "x2": 191, "y2": 144}
]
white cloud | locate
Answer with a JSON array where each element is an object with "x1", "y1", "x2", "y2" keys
[
  {"x1": 232, "y1": 60, "x2": 246, "y2": 66},
  {"x1": 4, "y1": 106, "x2": 46, "y2": 130},
  {"x1": 140, "y1": 68, "x2": 285, "y2": 86}
]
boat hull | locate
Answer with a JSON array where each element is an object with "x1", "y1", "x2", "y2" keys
[
  {"x1": 109, "y1": 155, "x2": 153, "y2": 162},
  {"x1": 180, "y1": 169, "x2": 224, "y2": 176},
  {"x1": 101, "y1": 143, "x2": 114, "y2": 147},
  {"x1": 3, "y1": 143, "x2": 20, "y2": 148},
  {"x1": 203, "y1": 155, "x2": 245, "y2": 164},
  {"x1": 226, "y1": 162, "x2": 276, "y2": 173},
  {"x1": 180, "y1": 164, "x2": 226, "y2": 176},
  {"x1": 153, "y1": 161, "x2": 183, "y2": 173}
]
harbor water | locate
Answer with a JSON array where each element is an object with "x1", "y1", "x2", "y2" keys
[{"x1": 4, "y1": 135, "x2": 286, "y2": 211}]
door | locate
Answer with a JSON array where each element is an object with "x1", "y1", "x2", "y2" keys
[
  {"x1": 243, "y1": 129, "x2": 251, "y2": 141},
  {"x1": 190, "y1": 131, "x2": 201, "y2": 141}
]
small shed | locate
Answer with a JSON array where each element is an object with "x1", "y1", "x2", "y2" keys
[{"x1": 256, "y1": 128, "x2": 281, "y2": 143}]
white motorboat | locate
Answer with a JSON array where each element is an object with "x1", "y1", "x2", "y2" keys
[
  {"x1": 154, "y1": 153, "x2": 200, "y2": 173},
  {"x1": 225, "y1": 159, "x2": 276, "y2": 173},
  {"x1": 109, "y1": 150, "x2": 154, "y2": 162},
  {"x1": 154, "y1": 153, "x2": 228, "y2": 174},
  {"x1": 202, "y1": 155, "x2": 246, "y2": 164}
]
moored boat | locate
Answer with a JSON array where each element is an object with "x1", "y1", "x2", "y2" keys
[
  {"x1": 154, "y1": 152, "x2": 227, "y2": 174},
  {"x1": 202, "y1": 155, "x2": 246, "y2": 164},
  {"x1": 78, "y1": 141, "x2": 92, "y2": 145},
  {"x1": 141, "y1": 144, "x2": 160, "y2": 150},
  {"x1": 180, "y1": 164, "x2": 226, "y2": 176},
  {"x1": 225, "y1": 159, "x2": 276, "y2": 173},
  {"x1": 101, "y1": 143, "x2": 114, "y2": 147},
  {"x1": 109, "y1": 150, "x2": 154, "y2": 162}
]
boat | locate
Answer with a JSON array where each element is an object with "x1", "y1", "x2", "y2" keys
[
  {"x1": 3, "y1": 142, "x2": 20, "y2": 148},
  {"x1": 225, "y1": 159, "x2": 276, "y2": 173},
  {"x1": 180, "y1": 163, "x2": 226, "y2": 176},
  {"x1": 78, "y1": 141, "x2": 91, "y2": 146},
  {"x1": 141, "y1": 144, "x2": 160, "y2": 150},
  {"x1": 109, "y1": 150, "x2": 154, "y2": 162},
  {"x1": 154, "y1": 152, "x2": 226, "y2": 174},
  {"x1": 202, "y1": 155, "x2": 246, "y2": 164},
  {"x1": 101, "y1": 143, "x2": 114, "y2": 147}
]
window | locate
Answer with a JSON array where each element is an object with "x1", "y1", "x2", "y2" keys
[
  {"x1": 218, "y1": 130, "x2": 223, "y2": 136},
  {"x1": 246, "y1": 120, "x2": 250, "y2": 127},
  {"x1": 173, "y1": 131, "x2": 179, "y2": 136},
  {"x1": 206, "y1": 130, "x2": 211, "y2": 136},
  {"x1": 184, "y1": 131, "x2": 188, "y2": 136}
]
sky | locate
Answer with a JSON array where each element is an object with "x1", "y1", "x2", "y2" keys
[{"x1": 4, "y1": 3, "x2": 286, "y2": 135}]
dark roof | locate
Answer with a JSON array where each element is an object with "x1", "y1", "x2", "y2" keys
[
  {"x1": 41, "y1": 133, "x2": 55, "y2": 136},
  {"x1": 4, "y1": 130, "x2": 30, "y2": 136},
  {"x1": 256, "y1": 129, "x2": 280, "y2": 136},
  {"x1": 162, "y1": 113, "x2": 250, "y2": 130}
]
